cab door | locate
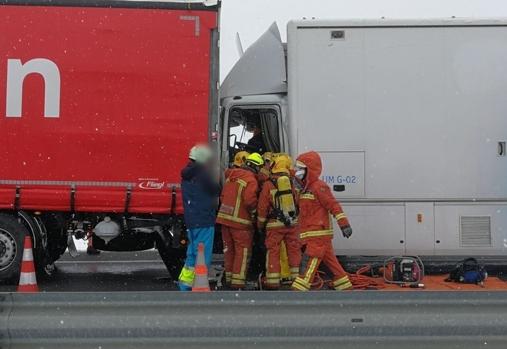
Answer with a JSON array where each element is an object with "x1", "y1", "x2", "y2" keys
[{"x1": 220, "y1": 99, "x2": 284, "y2": 173}]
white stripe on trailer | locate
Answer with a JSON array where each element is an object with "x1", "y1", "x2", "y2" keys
[{"x1": 0, "y1": 179, "x2": 181, "y2": 188}]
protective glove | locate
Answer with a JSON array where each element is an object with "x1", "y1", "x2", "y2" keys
[{"x1": 341, "y1": 226, "x2": 352, "y2": 239}]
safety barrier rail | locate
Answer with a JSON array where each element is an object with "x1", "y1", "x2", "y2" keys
[{"x1": 1, "y1": 291, "x2": 507, "y2": 348}]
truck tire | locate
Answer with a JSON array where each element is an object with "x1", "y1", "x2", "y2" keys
[
  {"x1": 156, "y1": 240, "x2": 185, "y2": 281},
  {"x1": 0, "y1": 213, "x2": 29, "y2": 284}
]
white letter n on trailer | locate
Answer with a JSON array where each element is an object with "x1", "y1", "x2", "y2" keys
[{"x1": 6, "y1": 58, "x2": 61, "y2": 118}]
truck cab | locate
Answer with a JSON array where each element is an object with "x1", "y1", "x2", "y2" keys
[{"x1": 219, "y1": 23, "x2": 289, "y2": 169}]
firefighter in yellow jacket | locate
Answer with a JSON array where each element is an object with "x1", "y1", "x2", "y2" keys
[{"x1": 216, "y1": 153, "x2": 264, "y2": 289}]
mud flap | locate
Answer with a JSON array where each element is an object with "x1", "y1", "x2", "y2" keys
[{"x1": 67, "y1": 232, "x2": 79, "y2": 258}]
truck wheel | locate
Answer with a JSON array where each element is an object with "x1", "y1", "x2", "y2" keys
[
  {"x1": 156, "y1": 240, "x2": 185, "y2": 281},
  {"x1": 0, "y1": 213, "x2": 28, "y2": 284}
]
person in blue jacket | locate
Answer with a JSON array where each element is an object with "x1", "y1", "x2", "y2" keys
[{"x1": 178, "y1": 144, "x2": 221, "y2": 291}]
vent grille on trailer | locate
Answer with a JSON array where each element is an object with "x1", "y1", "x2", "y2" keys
[{"x1": 460, "y1": 216, "x2": 492, "y2": 247}]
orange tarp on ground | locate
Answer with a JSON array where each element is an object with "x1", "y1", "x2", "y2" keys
[{"x1": 380, "y1": 275, "x2": 507, "y2": 291}]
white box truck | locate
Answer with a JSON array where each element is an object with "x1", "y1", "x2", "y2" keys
[{"x1": 220, "y1": 19, "x2": 507, "y2": 263}]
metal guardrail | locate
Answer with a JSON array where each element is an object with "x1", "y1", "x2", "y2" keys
[{"x1": 1, "y1": 291, "x2": 507, "y2": 348}]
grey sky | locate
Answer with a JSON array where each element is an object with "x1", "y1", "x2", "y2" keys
[{"x1": 220, "y1": 0, "x2": 507, "y2": 80}]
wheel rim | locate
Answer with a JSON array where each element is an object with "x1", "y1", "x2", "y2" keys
[{"x1": 0, "y1": 228, "x2": 17, "y2": 271}]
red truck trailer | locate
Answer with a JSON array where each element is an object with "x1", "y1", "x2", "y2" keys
[{"x1": 0, "y1": 0, "x2": 219, "y2": 282}]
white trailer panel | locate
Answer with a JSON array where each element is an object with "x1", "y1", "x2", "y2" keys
[
  {"x1": 335, "y1": 203, "x2": 406, "y2": 256},
  {"x1": 434, "y1": 203, "x2": 507, "y2": 255},
  {"x1": 288, "y1": 20, "x2": 507, "y2": 200},
  {"x1": 287, "y1": 19, "x2": 507, "y2": 256}
]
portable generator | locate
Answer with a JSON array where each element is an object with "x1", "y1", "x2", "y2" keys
[{"x1": 383, "y1": 256, "x2": 424, "y2": 285}]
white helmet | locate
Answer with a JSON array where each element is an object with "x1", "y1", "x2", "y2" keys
[{"x1": 189, "y1": 144, "x2": 213, "y2": 164}]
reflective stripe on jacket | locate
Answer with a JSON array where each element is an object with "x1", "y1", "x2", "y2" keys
[{"x1": 216, "y1": 167, "x2": 259, "y2": 229}]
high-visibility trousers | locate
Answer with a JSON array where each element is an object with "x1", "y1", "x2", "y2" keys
[
  {"x1": 221, "y1": 225, "x2": 253, "y2": 288},
  {"x1": 265, "y1": 229, "x2": 301, "y2": 289},
  {"x1": 292, "y1": 237, "x2": 352, "y2": 291},
  {"x1": 178, "y1": 226, "x2": 215, "y2": 291}
]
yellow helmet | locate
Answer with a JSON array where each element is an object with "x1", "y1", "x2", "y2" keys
[
  {"x1": 272, "y1": 153, "x2": 293, "y2": 166},
  {"x1": 270, "y1": 152, "x2": 280, "y2": 166},
  {"x1": 271, "y1": 154, "x2": 292, "y2": 174},
  {"x1": 262, "y1": 152, "x2": 273, "y2": 163},
  {"x1": 271, "y1": 152, "x2": 291, "y2": 160},
  {"x1": 284, "y1": 154, "x2": 294, "y2": 169},
  {"x1": 233, "y1": 151, "x2": 249, "y2": 167},
  {"x1": 246, "y1": 152, "x2": 264, "y2": 167}
]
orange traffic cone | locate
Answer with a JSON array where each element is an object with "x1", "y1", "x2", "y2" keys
[
  {"x1": 192, "y1": 242, "x2": 210, "y2": 292},
  {"x1": 17, "y1": 236, "x2": 39, "y2": 292}
]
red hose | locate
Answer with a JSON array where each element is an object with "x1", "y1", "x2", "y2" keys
[
  {"x1": 347, "y1": 265, "x2": 385, "y2": 290},
  {"x1": 311, "y1": 264, "x2": 385, "y2": 290}
]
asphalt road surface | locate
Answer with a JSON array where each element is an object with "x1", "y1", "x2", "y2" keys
[{"x1": 0, "y1": 250, "x2": 179, "y2": 292}]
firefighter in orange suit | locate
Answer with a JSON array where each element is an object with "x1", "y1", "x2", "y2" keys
[
  {"x1": 221, "y1": 150, "x2": 249, "y2": 281},
  {"x1": 257, "y1": 154, "x2": 301, "y2": 289},
  {"x1": 217, "y1": 153, "x2": 264, "y2": 289},
  {"x1": 291, "y1": 151, "x2": 353, "y2": 291}
]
